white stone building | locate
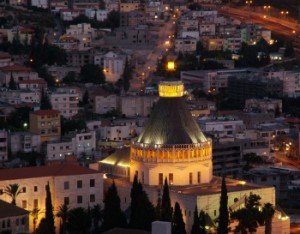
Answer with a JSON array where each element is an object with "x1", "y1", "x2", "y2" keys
[
  {"x1": 47, "y1": 141, "x2": 73, "y2": 160},
  {"x1": 0, "y1": 164, "x2": 103, "y2": 234},
  {"x1": 85, "y1": 9, "x2": 108, "y2": 21},
  {"x1": 92, "y1": 88, "x2": 118, "y2": 114}
]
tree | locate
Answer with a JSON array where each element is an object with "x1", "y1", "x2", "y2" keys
[
  {"x1": 155, "y1": 193, "x2": 162, "y2": 220},
  {"x1": 8, "y1": 73, "x2": 17, "y2": 90},
  {"x1": 31, "y1": 208, "x2": 41, "y2": 234},
  {"x1": 190, "y1": 206, "x2": 200, "y2": 234},
  {"x1": 4, "y1": 184, "x2": 22, "y2": 205},
  {"x1": 199, "y1": 210, "x2": 206, "y2": 234},
  {"x1": 262, "y1": 203, "x2": 275, "y2": 234},
  {"x1": 62, "y1": 71, "x2": 76, "y2": 84},
  {"x1": 82, "y1": 90, "x2": 89, "y2": 105},
  {"x1": 217, "y1": 176, "x2": 229, "y2": 234},
  {"x1": 161, "y1": 178, "x2": 173, "y2": 222},
  {"x1": 45, "y1": 182, "x2": 55, "y2": 234},
  {"x1": 79, "y1": 64, "x2": 105, "y2": 84},
  {"x1": 56, "y1": 204, "x2": 69, "y2": 234},
  {"x1": 91, "y1": 204, "x2": 103, "y2": 231},
  {"x1": 172, "y1": 202, "x2": 186, "y2": 234},
  {"x1": 102, "y1": 181, "x2": 127, "y2": 231},
  {"x1": 67, "y1": 207, "x2": 91, "y2": 234},
  {"x1": 231, "y1": 194, "x2": 264, "y2": 234},
  {"x1": 121, "y1": 57, "x2": 132, "y2": 92},
  {"x1": 36, "y1": 218, "x2": 50, "y2": 234},
  {"x1": 40, "y1": 88, "x2": 52, "y2": 110},
  {"x1": 129, "y1": 175, "x2": 156, "y2": 230}
]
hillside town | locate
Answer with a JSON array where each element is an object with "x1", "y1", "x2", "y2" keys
[{"x1": 0, "y1": 0, "x2": 300, "y2": 233}]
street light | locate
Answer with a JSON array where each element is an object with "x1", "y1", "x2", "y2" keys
[
  {"x1": 245, "y1": 0, "x2": 252, "y2": 7},
  {"x1": 281, "y1": 10, "x2": 289, "y2": 18},
  {"x1": 167, "y1": 61, "x2": 175, "y2": 71}
]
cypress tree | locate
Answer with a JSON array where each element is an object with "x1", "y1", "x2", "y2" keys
[
  {"x1": 191, "y1": 205, "x2": 200, "y2": 234},
  {"x1": 102, "y1": 181, "x2": 127, "y2": 231},
  {"x1": 8, "y1": 73, "x2": 17, "y2": 90},
  {"x1": 122, "y1": 57, "x2": 132, "y2": 92},
  {"x1": 40, "y1": 88, "x2": 52, "y2": 110},
  {"x1": 161, "y1": 178, "x2": 172, "y2": 222},
  {"x1": 217, "y1": 176, "x2": 229, "y2": 234},
  {"x1": 130, "y1": 174, "x2": 156, "y2": 230},
  {"x1": 199, "y1": 210, "x2": 206, "y2": 234},
  {"x1": 172, "y1": 202, "x2": 186, "y2": 234},
  {"x1": 155, "y1": 192, "x2": 162, "y2": 220},
  {"x1": 45, "y1": 182, "x2": 55, "y2": 234}
]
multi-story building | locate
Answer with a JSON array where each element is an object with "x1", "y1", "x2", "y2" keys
[
  {"x1": 29, "y1": 110, "x2": 61, "y2": 143},
  {"x1": 47, "y1": 140, "x2": 73, "y2": 161},
  {"x1": 85, "y1": 9, "x2": 108, "y2": 22},
  {"x1": 0, "y1": 53, "x2": 13, "y2": 67},
  {"x1": 18, "y1": 79, "x2": 47, "y2": 92},
  {"x1": 6, "y1": 27, "x2": 34, "y2": 45},
  {"x1": 0, "y1": 130, "x2": 8, "y2": 161},
  {"x1": 59, "y1": 9, "x2": 81, "y2": 21},
  {"x1": 120, "y1": 0, "x2": 140, "y2": 13},
  {"x1": 47, "y1": 65, "x2": 80, "y2": 82},
  {"x1": 50, "y1": 90, "x2": 79, "y2": 119},
  {"x1": 94, "y1": 51, "x2": 127, "y2": 83},
  {"x1": 202, "y1": 37, "x2": 224, "y2": 51},
  {"x1": 91, "y1": 88, "x2": 118, "y2": 114},
  {"x1": 228, "y1": 76, "x2": 283, "y2": 107},
  {"x1": 72, "y1": 131, "x2": 96, "y2": 156},
  {"x1": 0, "y1": 164, "x2": 103, "y2": 233},
  {"x1": 245, "y1": 98, "x2": 282, "y2": 113},
  {"x1": 120, "y1": 10, "x2": 146, "y2": 27},
  {"x1": 66, "y1": 49, "x2": 94, "y2": 67},
  {"x1": 118, "y1": 95, "x2": 158, "y2": 117},
  {"x1": 174, "y1": 37, "x2": 197, "y2": 53},
  {"x1": 199, "y1": 22, "x2": 216, "y2": 36},
  {"x1": 99, "y1": 124, "x2": 131, "y2": 141},
  {"x1": 0, "y1": 64, "x2": 39, "y2": 87},
  {"x1": 0, "y1": 90, "x2": 40, "y2": 105},
  {"x1": 71, "y1": 0, "x2": 99, "y2": 10},
  {"x1": 10, "y1": 132, "x2": 41, "y2": 154},
  {"x1": 0, "y1": 200, "x2": 29, "y2": 234}
]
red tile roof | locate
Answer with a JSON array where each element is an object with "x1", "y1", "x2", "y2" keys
[
  {"x1": 19, "y1": 79, "x2": 47, "y2": 85},
  {"x1": 30, "y1": 109, "x2": 60, "y2": 116},
  {"x1": 0, "y1": 164, "x2": 100, "y2": 181},
  {"x1": 0, "y1": 53, "x2": 11, "y2": 59},
  {"x1": 0, "y1": 64, "x2": 31, "y2": 72}
]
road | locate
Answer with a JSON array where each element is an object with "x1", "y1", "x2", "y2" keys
[{"x1": 130, "y1": 19, "x2": 176, "y2": 92}]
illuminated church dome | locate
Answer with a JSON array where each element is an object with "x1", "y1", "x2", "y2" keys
[{"x1": 130, "y1": 80, "x2": 213, "y2": 186}]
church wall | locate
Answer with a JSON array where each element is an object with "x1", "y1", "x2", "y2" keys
[{"x1": 130, "y1": 160, "x2": 213, "y2": 186}]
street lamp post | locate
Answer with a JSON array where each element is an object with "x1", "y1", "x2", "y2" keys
[
  {"x1": 281, "y1": 10, "x2": 289, "y2": 19},
  {"x1": 263, "y1": 5, "x2": 271, "y2": 16}
]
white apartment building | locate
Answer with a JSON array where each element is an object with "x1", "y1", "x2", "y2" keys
[
  {"x1": 0, "y1": 90, "x2": 40, "y2": 105},
  {"x1": 10, "y1": 132, "x2": 41, "y2": 154},
  {"x1": 6, "y1": 27, "x2": 34, "y2": 45},
  {"x1": 0, "y1": 164, "x2": 103, "y2": 234},
  {"x1": 118, "y1": 95, "x2": 158, "y2": 117},
  {"x1": 47, "y1": 65, "x2": 80, "y2": 82},
  {"x1": 60, "y1": 9, "x2": 81, "y2": 21},
  {"x1": 0, "y1": 65, "x2": 39, "y2": 87},
  {"x1": 94, "y1": 51, "x2": 127, "y2": 83},
  {"x1": 66, "y1": 23, "x2": 95, "y2": 38},
  {"x1": 19, "y1": 79, "x2": 47, "y2": 91},
  {"x1": 104, "y1": 0, "x2": 119, "y2": 12},
  {"x1": 99, "y1": 124, "x2": 130, "y2": 141},
  {"x1": 245, "y1": 98, "x2": 282, "y2": 113},
  {"x1": 174, "y1": 37, "x2": 197, "y2": 53},
  {"x1": 85, "y1": 9, "x2": 108, "y2": 21},
  {"x1": 72, "y1": 131, "x2": 96, "y2": 156},
  {"x1": 47, "y1": 141, "x2": 73, "y2": 161},
  {"x1": 0, "y1": 130, "x2": 8, "y2": 161},
  {"x1": 199, "y1": 22, "x2": 216, "y2": 36},
  {"x1": 224, "y1": 36, "x2": 242, "y2": 53},
  {"x1": 92, "y1": 90, "x2": 118, "y2": 114},
  {"x1": 31, "y1": 0, "x2": 48, "y2": 8},
  {"x1": 198, "y1": 118, "x2": 245, "y2": 138},
  {"x1": 0, "y1": 53, "x2": 13, "y2": 67},
  {"x1": 50, "y1": 91, "x2": 79, "y2": 118}
]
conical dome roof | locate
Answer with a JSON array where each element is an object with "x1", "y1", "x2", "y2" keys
[{"x1": 136, "y1": 93, "x2": 207, "y2": 146}]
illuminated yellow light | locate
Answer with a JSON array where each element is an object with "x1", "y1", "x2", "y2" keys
[
  {"x1": 159, "y1": 81, "x2": 184, "y2": 98},
  {"x1": 167, "y1": 61, "x2": 175, "y2": 71},
  {"x1": 165, "y1": 40, "x2": 170, "y2": 45},
  {"x1": 239, "y1": 181, "x2": 246, "y2": 185}
]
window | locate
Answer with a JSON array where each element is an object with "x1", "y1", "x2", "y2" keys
[
  {"x1": 22, "y1": 200, "x2": 27, "y2": 209},
  {"x1": 90, "y1": 179, "x2": 95, "y2": 187},
  {"x1": 169, "y1": 173, "x2": 173, "y2": 185},
  {"x1": 34, "y1": 199, "x2": 38, "y2": 209},
  {"x1": 159, "y1": 173, "x2": 163, "y2": 185},
  {"x1": 64, "y1": 197, "x2": 69, "y2": 205},
  {"x1": 90, "y1": 194, "x2": 95, "y2": 202},
  {"x1": 21, "y1": 218, "x2": 26, "y2": 225},
  {"x1": 0, "y1": 189, "x2": 3, "y2": 195},
  {"x1": 22, "y1": 187, "x2": 26, "y2": 193},
  {"x1": 34, "y1": 186, "x2": 38, "y2": 192},
  {"x1": 214, "y1": 210, "x2": 217, "y2": 216},
  {"x1": 64, "y1": 181, "x2": 69, "y2": 190},
  {"x1": 189, "y1": 173, "x2": 193, "y2": 185},
  {"x1": 142, "y1": 172, "x2": 144, "y2": 184},
  {"x1": 16, "y1": 218, "x2": 19, "y2": 226},
  {"x1": 77, "y1": 196, "x2": 82, "y2": 204},
  {"x1": 77, "y1": 180, "x2": 83, "y2": 188},
  {"x1": 197, "y1": 172, "x2": 201, "y2": 184}
]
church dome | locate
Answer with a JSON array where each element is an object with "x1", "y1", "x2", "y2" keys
[{"x1": 136, "y1": 80, "x2": 207, "y2": 146}]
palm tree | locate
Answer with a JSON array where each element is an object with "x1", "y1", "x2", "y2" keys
[
  {"x1": 31, "y1": 208, "x2": 41, "y2": 234},
  {"x1": 262, "y1": 203, "x2": 275, "y2": 234},
  {"x1": 56, "y1": 204, "x2": 69, "y2": 234},
  {"x1": 4, "y1": 184, "x2": 23, "y2": 205}
]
